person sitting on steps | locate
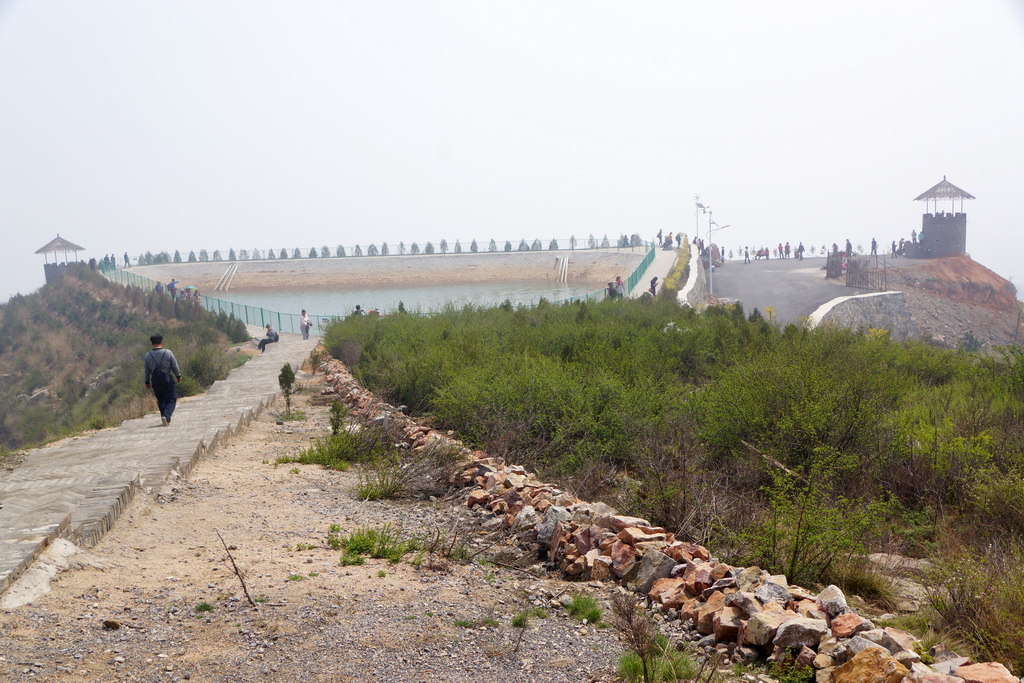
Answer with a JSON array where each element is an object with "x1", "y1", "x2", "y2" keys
[{"x1": 257, "y1": 324, "x2": 279, "y2": 353}]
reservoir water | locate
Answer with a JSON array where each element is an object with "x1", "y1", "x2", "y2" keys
[{"x1": 214, "y1": 280, "x2": 603, "y2": 320}]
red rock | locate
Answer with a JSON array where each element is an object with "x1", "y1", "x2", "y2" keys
[
  {"x1": 696, "y1": 591, "x2": 727, "y2": 635},
  {"x1": 649, "y1": 577, "x2": 685, "y2": 603},
  {"x1": 680, "y1": 542, "x2": 710, "y2": 561},
  {"x1": 618, "y1": 527, "x2": 667, "y2": 545},
  {"x1": 660, "y1": 582, "x2": 694, "y2": 610},
  {"x1": 710, "y1": 563, "x2": 732, "y2": 581},
  {"x1": 465, "y1": 490, "x2": 489, "y2": 508},
  {"x1": 608, "y1": 540, "x2": 638, "y2": 578},
  {"x1": 713, "y1": 605, "x2": 743, "y2": 642},
  {"x1": 679, "y1": 597, "x2": 701, "y2": 624},
  {"x1": 589, "y1": 554, "x2": 612, "y2": 581},
  {"x1": 956, "y1": 663, "x2": 1018, "y2": 683},
  {"x1": 607, "y1": 515, "x2": 653, "y2": 532},
  {"x1": 664, "y1": 542, "x2": 694, "y2": 563},
  {"x1": 831, "y1": 612, "x2": 872, "y2": 638},
  {"x1": 796, "y1": 645, "x2": 816, "y2": 667}
]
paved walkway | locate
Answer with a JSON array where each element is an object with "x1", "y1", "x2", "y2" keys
[
  {"x1": 630, "y1": 247, "x2": 679, "y2": 297},
  {"x1": 0, "y1": 333, "x2": 318, "y2": 596}
]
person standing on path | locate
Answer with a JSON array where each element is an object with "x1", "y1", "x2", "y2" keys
[
  {"x1": 144, "y1": 334, "x2": 182, "y2": 427},
  {"x1": 300, "y1": 310, "x2": 311, "y2": 340}
]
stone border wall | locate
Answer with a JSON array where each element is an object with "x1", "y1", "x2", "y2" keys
[{"x1": 320, "y1": 356, "x2": 1017, "y2": 683}]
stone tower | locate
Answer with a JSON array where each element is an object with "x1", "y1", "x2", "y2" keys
[{"x1": 908, "y1": 176, "x2": 974, "y2": 258}]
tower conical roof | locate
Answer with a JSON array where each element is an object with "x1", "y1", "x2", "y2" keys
[
  {"x1": 35, "y1": 234, "x2": 85, "y2": 254},
  {"x1": 914, "y1": 176, "x2": 975, "y2": 201}
]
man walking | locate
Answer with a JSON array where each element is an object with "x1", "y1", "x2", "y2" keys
[{"x1": 144, "y1": 334, "x2": 182, "y2": 426}]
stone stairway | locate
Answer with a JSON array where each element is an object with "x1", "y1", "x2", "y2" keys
[{"x1": 0, "y1": 333, "x2": 318, "y2": 596}]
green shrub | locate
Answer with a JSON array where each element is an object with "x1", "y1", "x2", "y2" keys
[
  {"x1": 926, "y1": 541, "x2": 1024, "y2": 671},
  {"x1": 565, "y1": 593, "x2": 603, "y2": 624}
]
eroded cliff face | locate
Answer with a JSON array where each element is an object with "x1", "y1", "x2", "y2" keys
[
  {"x1": 894, "y1": 256, "x2": 1017, "y2": 310},
  {"x1": 887, "y1": 256, "x2": 1021, "y2": 349}
]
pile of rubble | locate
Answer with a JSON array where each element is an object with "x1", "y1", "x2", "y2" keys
[{"x1": 320, "y1": 357, "x2": 1020, "y2": 683}]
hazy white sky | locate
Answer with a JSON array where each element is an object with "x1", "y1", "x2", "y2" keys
[{"x1": 2, "y1": 2, "x2": 1023, "y2": 303}]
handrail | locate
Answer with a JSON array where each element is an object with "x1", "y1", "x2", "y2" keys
[{"x1": 100, "y1": 242, "x2": 658, "y2": 325}]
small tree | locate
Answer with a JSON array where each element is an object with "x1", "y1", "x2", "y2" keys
[
  {"x1": 199, "y1": 249, "x2": 209, "y2": 262},
  {"x1": 439, "y1": 239, "x2": 448, "y2": 254},
  {"x1": 321, "y1": 246, "x2": 330, "y2": 258},
  {"x1": 251, "y1": 248, "x2": 261, "y2": 260},
  {"x1": 174, "y1": 250, "x2": 183, "y2": 263},
  {"x1": 503, "y1": 241, "x2": 513, "y2": 252},
  {"x1": 238, "y1": 249, "x2": 249, "y2": 260},
  {"x1": 398, "y1": 241, "x2": 406, "y2": 255},
  {"x1": 212, "y1": 250, "x2": 222, "y2": 261},
  {"x1": 570, "y1": 235, "x2": 577, "y2": 250},
  {"x1": 188, "y1": 250, "x2": 197, "y2": 262},
  {"x1": 425, "y1": 242, "x2": 435, "y2": 254},
  {"x1": 470, "y1": 239, "x2": 478, "y2": 253},
  {"x1": 229, "y1": 248, "x2": 237, "y2": 261},
  {"x1": 309, "y1": 247, "x2": 318, "y2": 258},
  {"x1": 280, "y1": 248, "x2": 288, "y2": 259},
  {"x1": 353, "y1": 244, "x2": 363, "y2": 256},
  {"x1": 367, "y1": 243, "x2": 379, "y2": 256},
  {"x1": 380, "y1": 242, "x2": 389, "y2": 256},
  {"x1": 279, "y1": 363, "x2": 296, "y2": 414},
  {"x1": 336, "y1": 245, "x2": 346, "y2": 257},
  {"x1": 410, "y1": 242, "x2": 420, "y2": 255},
  {"x1": 330, "y1": 400, "x2": 346, "y2": 436},
  {"x1": 292, "y1": 248, "x2": 302, "y2": 259},
  {"x1": 600, "y1": 235, "x2": 610, "y2": 248},
  {"x1": 488, "y1": 239, "x2": 497, "y2": 252},
  {"x1": 531, "y1": 239, "x2": 542, "y2": 251},
  {"x1": 549, "y1": 239, "x2": 559, "y2": 250},
  {"x1": 518, "y1": 239, "x2": 529, "y2": 251},
  {"x1": 266, "y1": 248, "x2": 275, "y2": 259}
]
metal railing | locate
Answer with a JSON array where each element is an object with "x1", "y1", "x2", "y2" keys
[
  {"x1": 100, "y1": 266, "x2": 323, "y2": 335},
  {"x1": 102, "y1": 242, "x2": 659, "y2": 327}
]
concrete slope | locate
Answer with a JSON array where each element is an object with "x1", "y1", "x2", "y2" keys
[{"x1": 0, "y1": 333, "x2": 318, "y2": 596}]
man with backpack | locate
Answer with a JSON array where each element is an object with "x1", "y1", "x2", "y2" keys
[
  {"x1": 257, "y1": 324, "x2": 279, "y2": 353},
  {"x1": 144, "y1": 334, "x2": 182, "y2": 427}
]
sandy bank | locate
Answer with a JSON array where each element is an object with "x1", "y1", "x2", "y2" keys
[{"x1": 132, "y1": 249, "x2": 648, "y2": 291}]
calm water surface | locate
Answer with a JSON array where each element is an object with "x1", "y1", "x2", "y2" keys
[{"x1": 215, "y1": 281, "x2": 603, "y2": 319}]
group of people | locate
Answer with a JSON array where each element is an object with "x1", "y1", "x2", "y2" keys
[
  {"x1": 606, "y1": 275, "x2": 659, "y2": 298},
  {"x1": 655, "y1": 230, "x2": 683, "y2": 251},
  {"x1": 741, "y1": 241, "x2": 806, "y2": 263},
  {"x1": 153, "y1": 279, "x2": 201, "y2": 302},
  {"x1": 89, "y1": 253, "x2": 130, "y2": 271}
]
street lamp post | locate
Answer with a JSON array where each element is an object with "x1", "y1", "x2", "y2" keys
[{"x1": 695, "y1": 197, "x2": 710, "y2": 245}]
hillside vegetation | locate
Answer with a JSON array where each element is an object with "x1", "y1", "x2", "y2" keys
[
  {"x1": 0, "y1": 264, "x2": 250, "y2": 450},
  {"x1": 324, "y1": 297, "x2": 1024, "y2": 669}
]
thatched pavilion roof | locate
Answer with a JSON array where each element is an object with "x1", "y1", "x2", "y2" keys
[
  {"x1": 914, "y1": 176, "x2": 975, "y2": 202},
  {"x1": 35, "y1": 234, "x2": 85, "y2": 254}
]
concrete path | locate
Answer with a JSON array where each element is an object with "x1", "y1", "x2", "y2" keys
[
  {"x1": 630, "y1": 247, "x2": 679, "y2": 297},
  {"x1": 0, "y1": 333, "x2": 318, "y2": 597}
]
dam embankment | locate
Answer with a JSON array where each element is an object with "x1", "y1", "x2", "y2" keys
[{"x1": 132, "y1": 250, "x2": 648, "y2": 292}]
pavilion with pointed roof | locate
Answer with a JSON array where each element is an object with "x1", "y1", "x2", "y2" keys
[
  {"x1": 35, "y1": 234, "x2": 86, "y2": 285},
  {"x1": 906, "y1": 176, "x2": 973, "y2": 259}
]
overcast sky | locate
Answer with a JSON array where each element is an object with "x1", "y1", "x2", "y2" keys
[{"x1": 2, "y1": 2, "x2": 1023, "y2": 304}]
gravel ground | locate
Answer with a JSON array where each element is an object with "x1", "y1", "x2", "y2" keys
[{"x1": 0, "y1": 371, "x2": 634, "y2": 682}]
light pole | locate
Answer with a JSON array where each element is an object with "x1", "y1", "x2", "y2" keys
[
  {"x1": 695, "y1": 197, "x2": 709, "y2": 245},
  {"x1": 707, "y1": 221, "x2": 730, "y2": 297}
]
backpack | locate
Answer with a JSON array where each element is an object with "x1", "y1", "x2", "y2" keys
[
  {"x1": 147, "y1": 349, "x2": 176, "y2": 389},
  {"x1": 270, "y1": 329, "x2": 280, "y2": 342}
]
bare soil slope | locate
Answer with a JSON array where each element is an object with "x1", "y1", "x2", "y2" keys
[{"x1": 889, "y1": 256, "x2": 1022, "y2": 348}]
